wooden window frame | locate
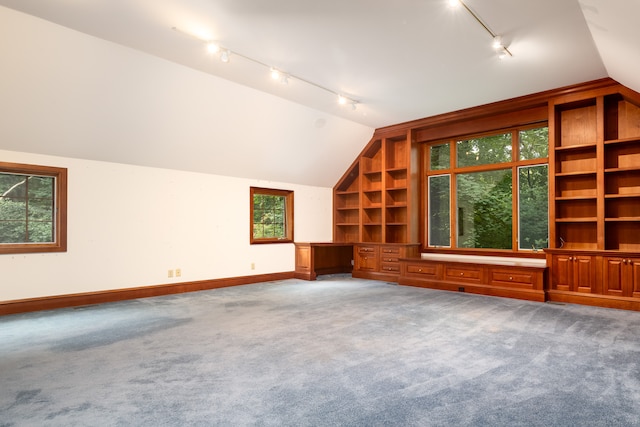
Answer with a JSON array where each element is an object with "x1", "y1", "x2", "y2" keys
[
  {"x1": 0, "y1": 161, "x2": 67, "y2": 255},
  {"x1": 250, "y1": 187, "x2": 294, "y2": 244},
  {"x1": 423, "y1": 124, "x2": 548, "y2": 254}
]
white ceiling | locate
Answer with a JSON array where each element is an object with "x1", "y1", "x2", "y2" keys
[{"x1": 1, "y1": 0, "x2": 638, "y2": 186}]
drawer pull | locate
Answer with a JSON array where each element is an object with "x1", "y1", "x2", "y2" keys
[
  {"x1": 509, "y1": 276, "x2": 513, "y2": 280},
  {"x1": 460, "y1": 273, "x2": 464, "y2": 276},
  {"x1": 418, "y1": 269, "x2": 422, "y2": 272}
]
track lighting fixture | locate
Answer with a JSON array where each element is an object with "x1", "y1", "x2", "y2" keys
[
  {"x1": 171, "y1": 26, "x2": 360, "y2": 110},
  {"x1": 452, "y1": 0, "x2": 513, "y2": 58},
  {"x1": 206, "y1": 41, "x2": 220, "y2": 54}
]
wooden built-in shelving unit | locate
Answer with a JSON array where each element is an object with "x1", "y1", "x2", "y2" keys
[
  {"x1": 330, "y1": 78, "x2": 640, "y2": 310},
  {"x1": 546, "y1": 85, "x2": 640, "y2": 309}
]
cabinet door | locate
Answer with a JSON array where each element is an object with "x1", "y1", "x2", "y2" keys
[
  {"x1": 603, "y1": 257, "x2": 625, "y2": 296},
  {"x1": 355, "y1": 245, "x2": 378, "y2": 271},
  {"x1": 629, "y1": 258, "x2": 640, "y2": 298},
  {"x1": 573, "y1": 255, "x2": 596, "y2": 293},
  {"x1": 553, "y1": 254, "x2": 573, "y2": 291}
]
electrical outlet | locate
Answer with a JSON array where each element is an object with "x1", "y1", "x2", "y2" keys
[
  {"x1": 168, "y1": 269, "x2": 173, "y2": 278},
  {"x1": 251, "y1": 262, "x2": 255, "y2": 270},
  {"x1": 175, "y1": 268, "x2": 181, "y2": 277}
]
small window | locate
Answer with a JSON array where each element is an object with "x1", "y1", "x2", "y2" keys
[
  {"x1": 456, "y1": 133, "x2": 512, "y2": 167},
  {"x1": 429, "y1": 143, "x2": 450, "y2": 171},
  {"x1": 0, "y1": 162, "x2": 67, "y2": 254},
  {"x1": 250, "y1": 187, "x2": 294, "y2": 244}
]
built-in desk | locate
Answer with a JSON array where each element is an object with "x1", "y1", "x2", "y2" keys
[{"x1": 294, "y1": 242, "x2": 354, "y2": 280}]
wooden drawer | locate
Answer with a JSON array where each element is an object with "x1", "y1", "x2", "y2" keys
[
  {"x1": 444, "y1": 265, "x2": 483, "y2": 283},
  {"x1": 405, "y1": 263, "x2": 440, "y2": 278},
  {"x1": 381, "y1": 255, "x2": 400, "y2": 263},
  {"x1": 358, "y1": 246, "x2": 377, "y2": 254},
  {"x1": 381, "y1": 262, "x2": 400, "y2": 273},
  {"x1": 489, "y1": 269, "x2": 536, "y2": 288},
  {"x1": 381, "y1": 246, "x2": 401, "y2": 255}
]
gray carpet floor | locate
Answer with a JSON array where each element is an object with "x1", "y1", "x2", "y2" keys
[{"x1": 1, "y1": 275, "x2": 640, "y2": 426}]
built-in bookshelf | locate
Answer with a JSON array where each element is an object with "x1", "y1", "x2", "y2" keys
[
  {"x1": 546, "y1": 85, "x2": 640, "y2": 309},
  {"x1": 333, "y1": 132, "x2": 417, "y2": 245}
]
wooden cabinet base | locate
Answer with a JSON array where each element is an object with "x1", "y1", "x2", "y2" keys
[
  {"x1": 546, "y1": 290, "x2": 640, "y2": 311},
  {"x1": 398, "y1": 258, "x2": 547, "y2": 303},
  {"x1": 353, "y1": 270, "x2": 401, "y2": 282}
]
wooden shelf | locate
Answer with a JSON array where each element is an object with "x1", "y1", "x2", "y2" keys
[
  {"x1": 555, "y1": 217, "x2": 598, "y2": 223},
  {"x1": 555, "y1": 170, "x2": 596, "y2": 177},
  {"x1": 605, "y1": 193, "x2": 640, "y2": 198},
  {"x1": 605, "y1": 167, "x2": 640, "y2": 174},
  {"x1": 333, "y1": 130, "x2": 417, "y2": 245},
  {"x1": 605, "y1": 136, "x2": 640, "y2": 145},
  {"x1": 556, "y1": 196, "x2": 597, "y2": 201},
  {"x1": 554, "y1": 143, "x2": 597, "y2": 151},
  {"x1": 605, "y1": 217, "x2": 640, "y2": 222}
]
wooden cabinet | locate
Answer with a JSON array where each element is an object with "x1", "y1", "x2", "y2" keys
[
  {"x1": 602, "y1": 256, "x2": 640, "y2": 298},
  {"x1": 333, "y1": 130, "x2": 418, "y2": 245},
  {"x1": 549, "y1": 252, "x2": 597, "y2": 293},
  {"x1": 354, "y1": 244, "x2": 378, "y2": 272},
  {"x1": 353, "y1": 243, "x2": 419, "y2": 281},
  {"x1": 399, "y1": 258, "x2": 546, "y2": 302}
]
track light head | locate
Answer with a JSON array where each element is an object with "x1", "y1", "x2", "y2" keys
[
  {"x1": 492, "y1": 36, "x2": 503, "y2": 50},
  {"x1": 220, "y1": 50, "x2": 230, "y2": 63},
  {"x1": 206, "y1": 42, "x2": 220, "y2": 54}
]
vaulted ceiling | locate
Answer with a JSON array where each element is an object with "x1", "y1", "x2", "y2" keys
[{"x1": 1, "y1": 0, "x2": 638, "y2": 186}]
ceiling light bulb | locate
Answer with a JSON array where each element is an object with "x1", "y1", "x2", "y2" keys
[
  {"x1": 270, "y1": 68, "x2": 280, "y2": 80},
  {"x1": 280, "y1": 75, "x2": 289, "y2": 85},
  {"x1": 448, "y1": 0, "x2": 461, "y2": 7},
  {"x1": 492, "y1": 36, "x2": 503, "y2": 50},
  {"x1": 351, "y1": 102, "x2": 358, "y2": 111},
  {"x1": 220, "y1": 50, "x2": 230, "y2": 63},
  {"x1": 206, "y1": 42, "x2": 220, "y2": 54},
  {"x1": 498, "y1": 48, "x2": 508, "y2": 60},
  {"x1": 338, "y1": 95, "x2": 348, "y2": 105}
]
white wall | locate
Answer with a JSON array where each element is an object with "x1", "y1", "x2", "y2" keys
[
  {"x1": 0, "y1": 5, "x2": 373, "y2": 188},
  {"x1": 0, "y1": 149, "x2": 333, "y2": 301}
]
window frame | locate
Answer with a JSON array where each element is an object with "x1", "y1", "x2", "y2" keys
[
  {"x1": 0, "y1": 161, "x2": 67, "y2": 255},
  {"x1": 250, "y1": 187, "x2": 294, "y2": 245},
  {"x1": 423, "y1": 124, "x2": 548, "y2": 254}
]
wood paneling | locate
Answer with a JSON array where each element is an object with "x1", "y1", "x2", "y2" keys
[{"x1": 0, "y1": 272, "x2": 295, "y2": 316}]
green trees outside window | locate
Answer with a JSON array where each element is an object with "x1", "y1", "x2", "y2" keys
[
  {"x1": 0, "y1": 162, "x2": 67, "y2": 254},
  {"x1": 426, "y1": 126, "x2": 549, "y2": 252},
  {"x1": 0, "y1": 174, "x2": 55, "y2": 243},
  {"x1": 250, "y1": 187, "x2": 294, "y2": 244}
]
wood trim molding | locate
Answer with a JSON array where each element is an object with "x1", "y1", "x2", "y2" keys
[
  {"x1": 375, "y1": 78, "x2": 618, "y2": 138},
  {"x1": 0, "y1": 272, "x2": 295, "y2": 316}
]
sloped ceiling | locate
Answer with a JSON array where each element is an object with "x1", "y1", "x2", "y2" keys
[{"x1": 0, "y1": 1, "x2": 637, "y2": 187}]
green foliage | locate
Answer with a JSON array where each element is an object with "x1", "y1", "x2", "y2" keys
[
  {"x1": 428, "y1": 127, "x2": 549, "y2": 251},
  {"x1": 518, "y1": 165, "x2": 549, "y2": 250},
  {"x1": 457, "y1": 169, "x2": 513, "y2": 249},
  {"x1": 428, "y1": 175, "x2": 451, "y2": 246},
  {"x1": 253, "y1": 194, "x2": 286, "y2": 239},
  {"x1": 430, "y1": 143, "x2": 450, "y2": 170},
  {"x1": 457, "y1": 133, "x2": 512, "y2": 167},
  {"x1": 0, "y1": 174, "x2": 54, "y2": 243},
  {"x1": 519, "y1": 127, "x2": 549, "y2": 160}
]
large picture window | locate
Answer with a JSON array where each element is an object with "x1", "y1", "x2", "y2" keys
[
  {"x1": 0, "y1": 162, "x2": 67, "y2": 254},
  {"x1": 250, "y1": 187, "x2": 294, "y2": 244},
  {"x1": 425, "y1": 126, "x2": 548, "y2": 252}
]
